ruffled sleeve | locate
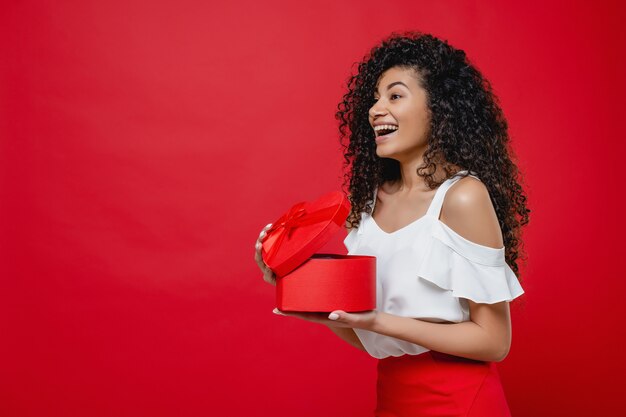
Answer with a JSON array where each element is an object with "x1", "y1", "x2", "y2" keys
[{"x1": 415, "y1": 220, "x2": 524, "y2": 304}]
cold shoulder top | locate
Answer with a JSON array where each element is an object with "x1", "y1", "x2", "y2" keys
[{"x1": 343, "y1": 170, "x2": 525, "y2": 359}]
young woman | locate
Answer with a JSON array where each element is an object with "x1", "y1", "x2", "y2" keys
[{"x1": 254, "y1": 31, "x2": 529, "y2": 417}]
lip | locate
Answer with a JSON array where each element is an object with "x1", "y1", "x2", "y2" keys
[{"x1": 375, "y1": 130, "x2": 398, "y2": 144}]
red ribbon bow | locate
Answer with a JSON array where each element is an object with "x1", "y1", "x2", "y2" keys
[
  {"x1": 264, "y1": 202, "x2": 343, "y2": 270},
  {"x1": 271, "y1": 202, "x2": 307, "y2": 239}
]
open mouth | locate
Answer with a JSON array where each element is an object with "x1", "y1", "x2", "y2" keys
[
  {"x1": 377, "y1": 128, "x2": 397, "y2": 137},
  {"x1": 374, "y1": 125, "x2": 399, "y2": 139}
]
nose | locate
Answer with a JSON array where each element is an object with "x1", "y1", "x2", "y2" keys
[{"x1": 369, "y1": 101, "x2": 387, "y2": 120}]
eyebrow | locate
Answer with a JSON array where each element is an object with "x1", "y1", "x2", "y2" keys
[{"x1": 374, "y1": 81, "x2": 409, "y2": 94}]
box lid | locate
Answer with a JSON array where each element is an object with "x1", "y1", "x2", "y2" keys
[{"x1": 261, "y1": 191, "x2": 350, "y2": 277}]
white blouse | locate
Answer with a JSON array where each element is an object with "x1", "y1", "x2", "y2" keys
[{"x1": 343, "y1": 171, "x2": 525, "y2": 359}]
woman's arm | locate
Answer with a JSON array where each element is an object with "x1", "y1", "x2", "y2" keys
[
  {"x1": 277, "y1": 301, "x2": 510, "y2": 361},
  {"x1": 370, "y1": 301, "x2": 511, "y2": 362}
]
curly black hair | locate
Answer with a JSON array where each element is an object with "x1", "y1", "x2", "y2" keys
[{"x1": 335, "y1": 30, "x2": 530, "y2": 280}]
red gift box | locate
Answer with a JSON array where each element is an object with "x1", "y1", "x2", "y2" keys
[{"x1": 262, "y1": 191, "x2": 376, "y2": 312}]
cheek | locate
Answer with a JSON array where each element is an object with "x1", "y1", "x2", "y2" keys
[
  {"x1": 398, "y1": 119, "x2": 430, "y2": 143},
  {"x1": 406, "y1": 110, "x2": 430, "y2": 133}
]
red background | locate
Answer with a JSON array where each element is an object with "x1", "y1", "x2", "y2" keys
[{"x1": 1, "y1": 1, "x2": 624, "y2": 416}]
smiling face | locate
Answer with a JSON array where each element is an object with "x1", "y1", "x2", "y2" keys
[{"x1": 369, "y1": 66, "x2": 431, "y2": 162}]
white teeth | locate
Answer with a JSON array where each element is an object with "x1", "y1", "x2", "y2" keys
[{"x1": 373, "y1": 125, "x2": 399, "y2": 132}]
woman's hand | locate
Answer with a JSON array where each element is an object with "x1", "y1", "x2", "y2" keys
[
  {"x1": 273, "y1": 308, "x2": 379, "y2": 331},
  {"x1": 254, "y1": 223, "x2": 277, "y2": 286}
]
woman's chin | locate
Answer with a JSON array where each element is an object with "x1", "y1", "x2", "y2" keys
[{"x1": 375, "y1": 145, "x2": 396, "y2": 158}]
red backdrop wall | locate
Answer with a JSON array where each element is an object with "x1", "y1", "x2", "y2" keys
[{"x1": 1, "y1": 1, "x2": 624, "y2": 416}]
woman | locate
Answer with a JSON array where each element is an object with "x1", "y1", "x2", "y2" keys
[{"x1": 254, "y1": 31, "x2": 529, "y2": 417}]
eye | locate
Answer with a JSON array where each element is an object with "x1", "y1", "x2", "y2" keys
[{"x1": 372, "y1": 94, "x2": 400, "y2": 102}]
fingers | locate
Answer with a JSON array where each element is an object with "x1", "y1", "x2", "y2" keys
[
  {"x1": 273, "y1": 309, "x2": 323, "y2": 321},
  {"x1": 255, "y1": 223, "x2": 273, "y2": 251},
  {"x1": 255, "y1": 249, "x2": 275, "y2": 285},
  {"x1": 263, "y1": 270, "x2": 276, "y2": 286},
  {"x1": 271, "y1": 309, "x2": 353, "y2": 328},
  {"x1": 253, "y1": 247, "x2": 264, "y2": 264},
  {"x1": 255, "y1": 223, "x2": 276, "y2": 285},
  {"x1": 257, "y1": 223, "x2": 273, "y2": 243},
  {"x1": 254, "y1": 223, "x2": 273, "y2": 263},
  {"x1": 272, "y1": 307, "x2": 286, "y2": 316}
]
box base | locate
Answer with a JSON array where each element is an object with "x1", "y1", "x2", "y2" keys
[{"x1": 276, "y1": 253, "x2": 376, "y2": 312}]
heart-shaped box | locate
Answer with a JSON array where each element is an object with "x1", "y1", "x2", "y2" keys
[{"x1": 262, "y1": 191, "x2": 376, "y2": 312}]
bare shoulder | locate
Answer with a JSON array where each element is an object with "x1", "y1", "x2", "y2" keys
[{"x1": 439, "y1": 176, "x2": 504, "y2": 249}]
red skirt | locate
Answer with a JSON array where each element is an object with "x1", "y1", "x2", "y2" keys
[{"x1": 375, "y1": 351, "x2": 512, "y2": 417}]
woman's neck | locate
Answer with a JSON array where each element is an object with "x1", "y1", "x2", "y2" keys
[
  {"x1": 394, "y1": 158, "x2": 450, "y2": 191},
  {"x1": 396, "y1": 158, "x2": 427, "y2": 190}
]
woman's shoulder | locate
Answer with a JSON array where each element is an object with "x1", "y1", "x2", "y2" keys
[
  {"x1": 439, "y1": 176, "x2": 503, "y2": 249},
  {"x1": 446, "y1": 175, "x2": 487, "y2": 203}
]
